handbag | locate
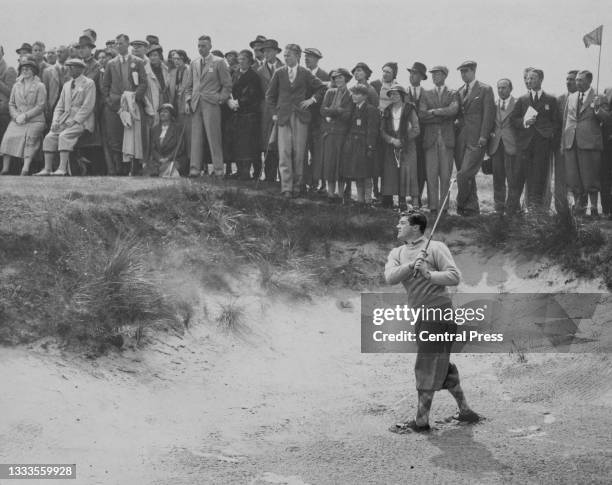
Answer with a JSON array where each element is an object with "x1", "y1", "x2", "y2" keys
[{"x1": 481, "y1": 156, "x2": 492, "y2": 175}]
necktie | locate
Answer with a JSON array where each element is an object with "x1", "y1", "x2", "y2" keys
[
  {"x1": 533, "y1": 91, "x2": 538, "y2": 104},
  {"x1": 501, "y1": 100, "x2": 506, "y2": 111},
  {"x1": 71, "y1": 79, "x2": 75, "y2": 90},
  {"x1": 289, "y1": 67, "x2": 296, "y2": 83},
  {"x1": 464, "y1": 84, "x2": 470, "y2": 98},
  {"x1": 577, "y1": 92, "x2": 583, "y2": 113}
]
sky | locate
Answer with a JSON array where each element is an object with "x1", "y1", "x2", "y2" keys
[{"x1": 1, "y1": 0, "x2": 611, "y2": 96}]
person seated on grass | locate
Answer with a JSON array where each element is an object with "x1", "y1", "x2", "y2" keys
[
  {"x1": 35, "y1": 58, "x2": 96, "y2": 176},
  {"x1": 143, "y1": 103, "x2": 187, "y2": 177}
]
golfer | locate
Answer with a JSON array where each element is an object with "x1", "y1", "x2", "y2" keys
[{"x1": 384, "y1": 210, "x2": 480, "y2": 432}]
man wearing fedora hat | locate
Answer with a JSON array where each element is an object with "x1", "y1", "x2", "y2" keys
[
  {"x1": 418, "y1": 65, "x2": 459, "y2": 214},
  {"x1": 303, "y1": 47, "x2": 330, "y2": 192},
  {"x1": 257, "y1": 39, "x2": 284, "y2": 182},
  {"x1": 407, "y1": 62, "x2": 428, "y2": 206},
  {"x1": 16, "y1": 43, "x2": 32, "y2": 58},
  {"x1": 102, "y1": 34, "x2": 147, "y2": 175},
  {"x1": 36, "y1": 58, "x2": 96, "y2": 176},
  {"x1": 249, "y1": 35, "x2": 267, "y2": 68},
  {"x1": 454, "y1": 60, "x2": 495, "y2": 216},
  {"x1": 266, "y1": 43, "x2": 325, "y2": 197}
]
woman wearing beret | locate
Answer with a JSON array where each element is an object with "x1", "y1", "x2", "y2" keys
[
  {"x1": 144, "y1": 103, "x2": 186, "y2": 176},
  {"x1": 319, "y1": 68, "x2": 353, "y2": 200},
  {"x1": 380, "y1": 85, "x2": 420, "y2": 210},
  {"x1": 342, "y1": 84, "x2": 381, "y2": 204},
  {"x1": 0, "y1": 56, "x2": 47, "y2": 175},
  {"x1": 225, "y1": 50, "x2": 264, "y2": 180},
  {"x1": 351, "y1": 62, "x2": 379, "y2": 108}
]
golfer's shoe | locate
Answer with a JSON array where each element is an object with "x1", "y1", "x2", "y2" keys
[
  {"x1": 452, "y1": 410, "x2": 481, "y2": 423},
  {"x1": 389, "y1": 420, "x2": 431, "y2": 434}
]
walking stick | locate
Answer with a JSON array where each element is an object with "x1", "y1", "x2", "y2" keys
[{"x1": 412, "y1": 178, "x2": 456, "y2": 279}]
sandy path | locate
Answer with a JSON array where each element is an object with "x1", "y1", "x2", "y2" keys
[{"x1": 2, "y1": 244, "x2": 611, "y2": 484}]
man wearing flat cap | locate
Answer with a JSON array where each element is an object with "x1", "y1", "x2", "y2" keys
[
  {"x1": 303, "y1": 47, "x2": 330, "y2": 192},
  {"x1": 257, "y1": 39, "x2": 284, "y2": 182},
  {"x1": 407, "y1": 62, "x2": 428, "y2": 206},
  {"x1": 36, "y1": 58, "x2": 96, "y2": 176},
  {"x1": 130, "y1": 40, "x2": 148, "y2": 60},
  {"x1": 266, "y1": 43, "x2": 325, "y2": 197},
  {"x1": 185, "y1": 34, "x2": 232, "y2": 177},
  {"x1": 102, "y1": 34, "x2": 147, "y2": 174},
  {"x1": 418, "y1": 65, "x2": 459, "y2": 214},
  {"x1": 454, "y1": 60, "x2": 495, "y2": 216}
]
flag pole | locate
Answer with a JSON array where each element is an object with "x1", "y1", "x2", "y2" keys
[{"x1": 596, "y1": 32, "x2": 603, "y2": 94}]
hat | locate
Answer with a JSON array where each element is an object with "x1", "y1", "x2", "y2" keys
[
  {"x1": 146, "y1": 44, "x2": 163, "y2": 57},
  {"x1": 105, "y1": 40, "x2": 116, "y2": 47},
  {"x1": 387, "y1": 85, "x2": 407, "y2": 97},
  {"x1": 146, "y1": 35, "x2": 160, "y2": 46},
  {"x1": 82, "y1": 29, "x2": 97, "y2": 42},
  {"x1": 18, "y1": 55, "x2": 38, "y2": 74},
  {"x1": 330, "y1": 68, "x2": 352, "y2": 83},
  {"x1": 429, "y1": 65, "x2": 449, "y2": 76},
  {"x1": 351, "y1": 62, "x2": 373, "y2": 79},
  {"x1": 383, "y1": 62, "x2": 398, "y2": 79},
  {"x1": 224, "y1": 50, "x2": 238, "y2": 58},
  {"x1": 261, "y1": 39, "x2": 281, "y2": 53},
  {"x1": 407, "y1": 61, "x2": 427, "y2": 80},
  {"x1": 65, "y1": 58, "x2": 86, "y2": 68},
  {"x1": 211, "y1": 50, "x2": 224, "y2": 58},
  {"x1": 284, "y1": 44, "x2": 302, "y2": 56},
  {"x1": 457, "y1": 60, "x2": 477, "y2": 71},
  {"x1": 350, "y1": 84, "x2": 370, "y2": 96},
  {"x1": 158, "y1": 103, "x2": 176, "y2": 117},
  {"x1": 78, "y1": 35, "x2": 96, "y2": 49},
  {"x1": 304, "y1": 48, "x2": 323, "y2": 59},
  {"x1": 16, "y1": 42, "x2": 32, "y2": 54},
  {"x1": 249, "y1": 35, "x2": 267, "y2": 48},
  {"x1": 130, "y1": 40, "x2": 148, "y2": 48}
]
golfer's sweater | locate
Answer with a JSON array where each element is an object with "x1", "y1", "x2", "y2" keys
[{"x1": 384, "y1": 236, "x2": 460, "y2": 307}]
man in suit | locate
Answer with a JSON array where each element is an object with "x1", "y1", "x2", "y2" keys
[
  {"x1": 563, "y1": 70, "x2": 610, "y2": 217},
  {"x1": 266, "y1": 44, "x2": 324, "y2": 197},
  {"x1": 418, "y1": 66, "x2": 459, "y2": 214},
  {"x1": 36, "y1": 59, "x2": 96, "y2": 176},
  {"x1": 454, "y1": 61, "x2": 496, "y2": 216},
  {"x1": 510, "y1": 68, "x2": 560, "y2": 210},
  {"x1": 249, "y1": 35, "x2": 267, "y2": 69},
  {"x1": 32, "y1": 41, "x2": 60, "y2": 122},
  {"x1": 488, "y1": 78, "x2": 519, "y2": 214},
  {"x1": 407, "y1": 62, "x2": 428, "y2": 207},
  {"x1": 554, "y1": 70, "x2": 578, "y2": 212},
  {"x1": 257, "y1": 39, "x2": 284, "y2": 182},
  {"x1": 101, "y1": 34, "x2": 147, "y2": 175},
  {"x1": 185, "y1": 35, "x2": 232, "y2": 177},
  {"x1": 602, "y1": 87, "x2": 612, "y2": 219},
  {"x1": 303, "y1": 47, "x2": 330, "y2": 192}
]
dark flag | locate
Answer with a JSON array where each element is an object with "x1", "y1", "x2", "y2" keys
[{"x1": 583, "y1": 25, "x2": 603, "y2": 47}]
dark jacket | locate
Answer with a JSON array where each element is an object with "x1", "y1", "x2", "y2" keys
[
  {"x1": 418, "y1": 86, "x2": 459, "y2": 149},
  {"x1": 266, "y1": 65, "x2": 324, "y2": 125},
  {"x1": 232, "y1": 68, "x2": 264, "y2": 114},
  {"x1": 102, "y1": 54, "x2": 148, "y2": 111},
  {"x1": 455, "y1": 80, "x2": 496, "y2": 149},
  {"x1": 510, "y1": 91, "x2": 561, "y2": 149},
  {"x1": 320, "y1": 87, "x2": 352, "y2": 135}
]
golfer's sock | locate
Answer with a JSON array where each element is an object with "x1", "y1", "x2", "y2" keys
[
  {"x1": 448, "y1": 384, "x2": 470, "y2": 413},
  {"x1": 416, "y1": 391, "x2": 433, "y2": 426}
]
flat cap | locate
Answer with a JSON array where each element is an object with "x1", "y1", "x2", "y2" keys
[
  {"x1": 304, "y1": 48, "x2": 323, "y2": 58},
  {"x1": 429, "y1": 65, "x2": 449, "y2": 76},
  {"x1": 129, "y1": 40, "x2": 148, "y2": 48},
  {"x1": 387, "y1": 85, "x2": 407, "y2": 96},
  {"x1": 65, "y1": 58, "x2": 86, "y2": 68},
  {"x1": 457, "y1": 60, "x2": 477, "y2": 70}
]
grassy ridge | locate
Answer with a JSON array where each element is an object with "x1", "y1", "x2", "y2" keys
[{"x1": 1, "y1": 181, "x2": 610, "y2": 351}]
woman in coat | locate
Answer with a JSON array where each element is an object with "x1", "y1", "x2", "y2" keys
[
  {"x1": 341, "y1": 84, "x2": 380, "y2": 204},
  {"x1": 226, "y1": 50, "x2": 264, "y2": 180},
  {"x1": 319, "y1": 68, "x2": 352, "y2": 199},
  {"x1": 144, "y1": 103, "x2": 186, "y2": 176},
  {"x1": 167, "y1": 50, "x2": 191, "y2": 161},
  {"x1": 0, "y1": 56, "x2": 46, "y2": 175},
  {"x1": 380, "y1": 85, "x2": 420, "y2": 210}
]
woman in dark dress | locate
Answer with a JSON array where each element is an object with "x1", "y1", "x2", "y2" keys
[
  {"x1": 341, "y1": 84, "x2": 380, "y2": 204},
  {"x1": 380, "y1": 85, "x2": 420, "y2": 210},
  {"x1": 145, "y1": 103, "x2": 186, "y2": 176},
  {"x1": 320, "y1": 68, "x2": 352, "y2": 200},
  {"x1": 226, "y1": 50, "x2": 264, "y2": 180}
]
